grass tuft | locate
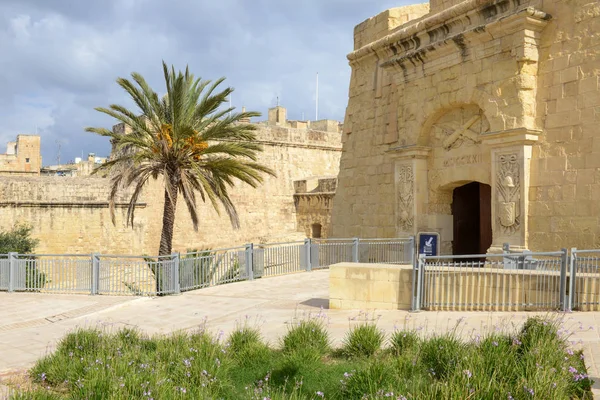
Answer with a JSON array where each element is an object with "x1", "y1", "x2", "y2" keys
[{"x1": 343, "y1": 323, "x2": 385, "y2": 358}]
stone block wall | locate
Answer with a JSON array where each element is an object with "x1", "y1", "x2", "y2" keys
[
  {"x1": 528, "y1": 0, "x2": 600, "y2": 250},
  {"x1": 0, "y1": 124, "x2": 342, "y2": 255},
  {"x1": 294, "y1": 177, "x2": 337, "y2": 238},
  {"x1": 332, "y1": 0, "x2": 600, "y2": 254},
  {"x1": 329, "y1": 263, "x2": 414, "y2": 310}
]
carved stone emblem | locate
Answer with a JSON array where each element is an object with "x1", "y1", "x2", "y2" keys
[
  {"x1": 397, "y1": 165, "x2": 414, "y2": 232},
  {"x1": 496, "y1": 154, "x2": 520, "y2": 235},
  {"x1": 432, "y1": 106, "x2": 490, "y2": 150}
]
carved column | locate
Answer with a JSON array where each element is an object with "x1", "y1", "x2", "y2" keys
[
  {"x1": 387, "y1": 146, "x2": 431, "y2": 236},
  {"x1": 483, "y1": 129, "x2": 540, "y2": 252}
]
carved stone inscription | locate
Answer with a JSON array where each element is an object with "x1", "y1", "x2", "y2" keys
[
  {"x1": 496, "y1": 153, "x2": 521, "y2": 235},
  {"x1": 443, "y1": 154, "x2": 482, "y2": 167},
  {"x1": 397, "y1": 165, "x2": 414, "y2": 232}
]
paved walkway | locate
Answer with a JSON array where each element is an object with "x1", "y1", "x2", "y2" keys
[{"x1": 1, "y1": 270, "x2": 600, "y2": 398}]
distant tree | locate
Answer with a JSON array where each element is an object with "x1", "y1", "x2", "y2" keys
[
  {"x1": 85, "y1": 61, "x2": 275, "y2": 257},
  {"x1": 0, "y1": 224, "x2": 39, "y2": 254},
  {"x1": 0, "y1": 224, "x2": 45, "y2": 289}
]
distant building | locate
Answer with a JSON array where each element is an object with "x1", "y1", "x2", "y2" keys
[
  {"x1": 41, "y1": 153, "x2": 107, "y2": 177},
  {"x1": 0, "y1": 135, "x2": 42, "y2": 176}
]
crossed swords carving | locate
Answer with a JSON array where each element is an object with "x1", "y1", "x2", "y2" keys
[{"x1": 441, "y1": 114, "x2": 482, "y2": 150}]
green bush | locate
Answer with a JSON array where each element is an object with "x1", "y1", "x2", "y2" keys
[
  {"x1": 281, "y1": 318, "x2": 330, "y2": 355},
  {"x1": 419, "y1": 334, "x2": 464, "y2": 379},
  {"x1": 0, "y1": 224, "x2": 46, "y2": 290},
  {"x1": 0, "y1": 224, "x2": 39, "y2": 254},
  {"x1": 340, "y1": 362, "x2": 395, "y2": 399},
  {"x1": 343, "y1": 323, "x2": 385, "y2": 358},
  {"x1": 389, "y1": 330, "x2": 420, "y2": 355}
]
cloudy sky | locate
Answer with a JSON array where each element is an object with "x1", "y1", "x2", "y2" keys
[{"x1": 0, "y1": 0, "x2": 417, "y2": 165}]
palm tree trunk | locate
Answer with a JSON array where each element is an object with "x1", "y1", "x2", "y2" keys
[
  {"x1": 157, "y1": 175, "x2": 178, "y2": 295},
  {"x1": 158, "y1": 176, "x2": 178, "y2": 256}
]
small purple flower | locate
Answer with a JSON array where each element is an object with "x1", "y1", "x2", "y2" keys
[
  {"x1": 316, "y1": 391, "x2": 324, "y2": 398},
  {"x1": 463, "y1": 370, "x2": 472, "y2": 378},
  {"x1": 569, "y1": 366, "x2": 578, "y2": 374},
  {"x1": 567, "y1": 349, "x2": 574, "y2": 356},
  {"x1": 492, "y1": 341, "x2": 499, "y2": 347},
  {"x1": 40, "y1": 373, "x2": 46, "y2": 382}
]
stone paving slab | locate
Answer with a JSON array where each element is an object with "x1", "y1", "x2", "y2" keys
[{"x1": 0, "y1": 270, "x2": 599, "y2": 398}]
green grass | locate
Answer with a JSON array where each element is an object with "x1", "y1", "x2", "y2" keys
[{"x1": 10, "y1": 316, "x2": 593, "y2": 399}]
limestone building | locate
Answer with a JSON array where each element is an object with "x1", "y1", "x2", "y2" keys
[
  {"x1": 0, "y1": 135, "x2": 41, "y2": 176},
  {"x1": 331, "y1": 0, "x2": 600, "y2": 254}
]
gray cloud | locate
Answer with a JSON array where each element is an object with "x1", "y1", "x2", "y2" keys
[{"x1": 0, "y1": 0, "x2": 414, "y2": 164}]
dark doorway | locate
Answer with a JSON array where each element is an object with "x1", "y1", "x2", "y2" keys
[
  {"x1": 452, "y1": 182, "x2": 492, "y2": 256},
  {"x1": 311, "y1": 223, "x2": 322, "y2": 239}
]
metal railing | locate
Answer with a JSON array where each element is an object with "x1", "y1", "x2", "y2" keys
[
  {"x1": 569, "y1": 248, "x2": 600, "y2": 311},
  {"x1": 414, "y1": 250, "x2": 568, "y2": 312},
  {"x1": 0, "y1": 237, "x2": 414, "y2": 296},
  {"x1": 179, "y1": 246, "x2": 247, "y2": 292}
]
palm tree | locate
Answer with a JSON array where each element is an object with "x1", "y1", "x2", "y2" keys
[{"x1": 86, "y1": 61, "x2": 276, "y2": 257}]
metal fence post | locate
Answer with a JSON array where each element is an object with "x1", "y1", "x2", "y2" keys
[
  {"x1": 413, "y1": 254, "x2": 425, "y2": 311},
  {"x1": 568, "y1": 248, "x2": 577, "y2": 312},
  {"x1": 245, "y1": 243, "x2": 254, "y2": 280},
  {"x1": 172, "y1": 252, "x2": 181, "y2": 294},
  {"x1": 8, "y1": 252, "x2": 17, "y2": 293},
  {"x1": 559, "y1": 248, "x2": 568, "y2": 312},
  {"x1": 91, "y1": 253, "x2": 100, "y2": 295},
  {"x1": 304, "y1": 238, "x2": 312, "y2": 272},
  {"x1": 352, "y1": 238, "x2": 359, "y2": 262},
  {"x1": 409, "y1": 236, "x2": 416, "y2": 266}
]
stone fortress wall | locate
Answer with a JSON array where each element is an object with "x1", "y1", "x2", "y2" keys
[
  {"x1": 331, "y1": 0, "x2": 600, "y2": 253},
  {"x1": 0, "y1": 107, "x2": 342, "y2": 255}
]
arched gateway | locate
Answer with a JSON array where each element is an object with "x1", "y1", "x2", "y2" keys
[{"x1": 390, "y1": 104, "x2": 531, "y2": 254}]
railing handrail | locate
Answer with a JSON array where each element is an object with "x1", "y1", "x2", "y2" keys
[
  {"x1": 572, "y1": 249, "x2": 600, "y2": 255},
  {"x1": 254, "y1": 240, "x2": 305, "y2": 247},
  {"x1": 420, "y1": 251, "x2": 564, "y2": 260},
  {"x1": 15, "y1": 253, "x2": 95, "y2": 258},
  {"x1": 182, "y1": 246, "x2": 246, "y2": 256}
]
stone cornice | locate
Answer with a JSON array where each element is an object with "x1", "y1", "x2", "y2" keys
[
  {"x1": 348, "y1": 0, "x2": 550, "y2": 67},
  {"x1": 480, "y1": 128, "x2": 542, "y2": 147},
  {"x1": 386, "y1": 145, "x2": 432, "y2": 160}
]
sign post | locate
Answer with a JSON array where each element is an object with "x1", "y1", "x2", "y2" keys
[{"x1": 417, "y1": 232, "x2": 440, "y2": 257}]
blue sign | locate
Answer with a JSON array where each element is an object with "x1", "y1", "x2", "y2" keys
[{"x1": 418, "y1": 232, "x2": 440, "y2": 256}]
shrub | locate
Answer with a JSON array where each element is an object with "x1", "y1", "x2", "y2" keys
[
  {"x1": 0, "y1": 224, "x2": 46, "y2": 290},
  {"x1": 389, "y1": 330, "x2": 420, "y2": 355},
  {"x1": 0, "y1": 224, "x2": 38, "y2": 254},
  {"x1": 228, "y1": 326, "x2": 263, "y2": 354},
  {"x1": 340, "y1": 362, "x2": 395, "y2": 399},
  {"x1": 419, "y1": 334, "x2": 464, "y2": 379},
  {"x1": 343, "y1": 323, "x2": 385, "y2": 358},
  {"x1": 281, "y1": 318, "x2": 330, "y2": 355}
]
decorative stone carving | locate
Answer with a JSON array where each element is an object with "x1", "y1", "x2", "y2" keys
[
  {"x1": 432, "y1": 106, "x2": 490, "y2": 150},
  {"x1": 496, "y1": 154, "x2": 521, "y2": 235},
  {"x1": 397, "y1": 165, "x2": 414, "y2": 232}
]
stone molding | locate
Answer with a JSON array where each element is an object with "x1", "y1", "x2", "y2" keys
[
  {"x1": 386, "y1": 145, "x2": 432, "y2": 160},
  {"x1": 481, "y1": 128, "x2": 542, "y2": 147},
  {"x1": 348, "y1": 1, "x2": 551, "y2": 67}
]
